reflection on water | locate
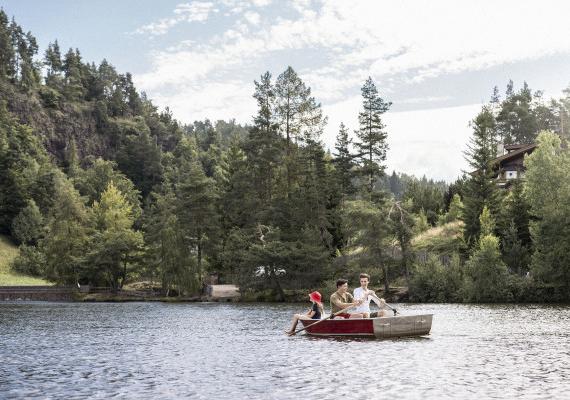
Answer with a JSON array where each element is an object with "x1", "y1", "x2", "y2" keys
[{"x1": 1, "y1": 302, "x2": 569, "y2": 399}]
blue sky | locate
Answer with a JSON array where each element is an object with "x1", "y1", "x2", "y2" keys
[{"x1": 3, "y1": 0, "x2": 570, "y2": 181}]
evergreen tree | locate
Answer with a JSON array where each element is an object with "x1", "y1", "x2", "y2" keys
[
  {"x1": 42, "y1": 174, "x2": 89, "y2": 285},
  {"x1": 332, "y1": 122, "x2": 355, "y2": 202},
  {"x1": 74, "y1": 157, "x2": 141, "y2": 218},
  {"x1": 0, "y1": 10, "x2": 15, "y2": 80},
  {"x1": 354, "y1": 77, "x2": 391, "y2": 196},
  {"x1": 461, "y1": 107, "x2": 501, "y2": 246},
  {"x1": 343, "y1": 200, "x2": 391, "y2": 293},
  {"x1": 524, "y1": 131, "x2": 570, "y2": 293},
  {"x1": 496, "y1": 81, "x2": 538, "y2": 144},
  {"x1": 388, "y1": 201, "x2": 414, "y2": 287},
  {"x1": 253, "y1": 71, "x2": 276, "y2": 134},
  {"x1": 175, "y1": 158, "x2": 219, "y2": 278}
]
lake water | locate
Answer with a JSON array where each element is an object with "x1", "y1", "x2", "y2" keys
[{"x1": 1, "y1": 302, "x2": 569, "y2": 399}]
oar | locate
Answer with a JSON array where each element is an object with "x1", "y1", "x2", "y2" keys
[
  {"x1": 368, "y1": 292, "x2": 399, "y2": 316},
  {"x1": 288, "y1": 303, "x2": 357, "y2": 336}
]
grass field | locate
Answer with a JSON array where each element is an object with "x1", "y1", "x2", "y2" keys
[{"x1": 0, "y1": 235, "x2": 51, "y2": 286}]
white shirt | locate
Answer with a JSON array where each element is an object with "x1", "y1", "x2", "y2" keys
[{"x1": 353, "y1": 287, "x2": 383, "y2": 313}]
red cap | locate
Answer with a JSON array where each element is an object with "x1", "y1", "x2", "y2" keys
[{"x1": 309, "y1": 291, "x2": 322, "y2": 304}]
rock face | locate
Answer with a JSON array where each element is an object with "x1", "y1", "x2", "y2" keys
[{"x1": 206, "y1": 284, "x2": 240, "y2": 301}]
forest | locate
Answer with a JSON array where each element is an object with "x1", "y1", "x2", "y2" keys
[{"x1": 1, "y1": 11, "x2": 569, "y2": 302}]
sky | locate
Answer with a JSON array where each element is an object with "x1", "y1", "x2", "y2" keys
[{"x1": 3, "y1": 0, "x2": 570, "y2": 181}]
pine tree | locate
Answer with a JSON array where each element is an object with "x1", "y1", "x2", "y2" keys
[
  {"x1": 354, "y1": 77, "x2": 391, "y2": 196},
  {"x1": 461, "y1": 107, "x2": 501, "y2": 246},
  {"x1": 0, "y1": 10, "x2": 15, "y2": 80},
  {"x1": 496, "y1": 81, "x2": 539, "y2": 144},
  {"x1": 332, "y1": 122, "x2": 355, "y2": 202},
  {"x1": 253, "y1": 71, "x2": 276, "y2": 135},
  {"x1": 175, "y1": 158, "x2": 219, "y2": 279},
  {"x1": 42, "y1": 174, "x2": 89, "y2": 285}
]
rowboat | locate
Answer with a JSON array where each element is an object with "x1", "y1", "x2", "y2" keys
[{"x1": 299, "y1": 314, "x2": 433, "y2": 338}]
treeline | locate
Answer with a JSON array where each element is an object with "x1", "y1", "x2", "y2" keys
[
  {"x1": 1, "y1": 11, "x2": 569, "y2": 302},
  {"x1": 411, "y1": 82, "x2": 570, "y2": 302}
]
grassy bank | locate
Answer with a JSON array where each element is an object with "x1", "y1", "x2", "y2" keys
[{"x1": 0, "y1": 235, "x2": 51, "y2": 286}]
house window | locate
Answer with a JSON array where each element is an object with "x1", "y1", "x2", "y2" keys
[{"x1": 506, "y1": 170, "x2": 518, "y2": 180}]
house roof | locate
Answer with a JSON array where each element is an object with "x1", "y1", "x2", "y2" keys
[
  {"x1": 491, "y1": 143, "x2": 537, "y2": 166},
  {"x1": 470, "y1": 143, "x2": 537, "y2": 176}
]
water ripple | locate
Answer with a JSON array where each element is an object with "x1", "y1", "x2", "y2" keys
[{"x1": 1, "y1": 302, "x2": 569, "y2": 399}]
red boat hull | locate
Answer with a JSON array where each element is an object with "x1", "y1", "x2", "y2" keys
[{"x1": 299, "y1": 314, "x2": 433, "y2": 338}]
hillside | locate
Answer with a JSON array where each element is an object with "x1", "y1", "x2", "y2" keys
[
  {"x1": 412, "y1": 220, "x2": 465, "y2": 255},
  {"x1": 0, "y1": 235, "x2": 51, "y2": 286}
]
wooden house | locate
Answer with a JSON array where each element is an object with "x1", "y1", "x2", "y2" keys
[{"x1": 491, "y1": 143, "x2": 536, "y2": 188}]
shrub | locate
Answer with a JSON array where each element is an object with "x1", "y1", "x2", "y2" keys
[{"x1": 10, "y1": 245, "x2": 46, "y2": 277}]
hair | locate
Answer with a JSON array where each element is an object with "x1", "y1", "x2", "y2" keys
[
  {"x1": 336, "y1": 278, "x2": 348, "y2": 288},
  {"x1": 359, "y1": 273, "x2": 370, "y2": 280}
]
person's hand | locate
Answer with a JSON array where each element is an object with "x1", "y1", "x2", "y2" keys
[{"x1": 379, "y1": 298, "x2": 386, "y2": 305}]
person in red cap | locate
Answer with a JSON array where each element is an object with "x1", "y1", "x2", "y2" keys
[{"x1": 285, "y1": 291, "x2": 324, "y2": 335}]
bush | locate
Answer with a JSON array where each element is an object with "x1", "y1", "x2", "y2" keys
[
  {"x1": 10, "y1": 245, "x2": 46, "y2": 277},
  {"x1": 11, "y1": 199, "x2": 44, "y2": 245},
  {"x1": 409, "y1": 254, "x2": 463, "y2": 302},
  {"x1": 463, "y1": 235, "x2": 511, "y2": 302}
]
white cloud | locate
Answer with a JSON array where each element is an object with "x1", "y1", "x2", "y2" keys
[
  {"x1": 134, "y1": 0, "x2": 570, "y2": 178},
  {"x1": 243, "y1": 11, "x2": 261, "y2": 25},
  {"x1": 134, "y1": 2, "x2": 217, "y2": 36}
]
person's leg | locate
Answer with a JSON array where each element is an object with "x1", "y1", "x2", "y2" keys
[
  {"x1": 287, "y1": 314, "x2": 311, "y2": 334},
  {"x1": 348, "y1": 312, "x2": 365, "y2": 319},
  {"x1": 287, "y1": 313, "x2": 302, "y2": 333}
]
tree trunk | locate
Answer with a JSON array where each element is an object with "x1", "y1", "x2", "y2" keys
[
  {"x1": 270, "y1": 268, "x2": 285, "y2": 301},
  {"x1": 383, "y1": 264, "x2": 390, "y2": 297}
]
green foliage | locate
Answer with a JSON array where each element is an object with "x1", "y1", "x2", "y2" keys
[
  {"x1": 479, "y1": 205, "x2": 495, "y2": 238},
  {"x1": 0, "y1": 234, "x2": 50, "y2": 285},
  {"x1": 402, "y1": 175, "x2": 446, "y2": 225},
  {"x1": 463, "y1": 234, "x2": 510, "y2": 302},
  {"x1": 501, "y1": 222, "x2": 530, "y2": 276},
  {"x1": 84, "y1": 182, "x2": 144, "y2": 289},
  {"x1": 342, "y1": 200, "x2": 392, "y2": 291},
  {"x1": 524, "y1": 131, "x2": 570, "y2": 292},
  {"x1": 333, "y1": 122, "x2": 355, "y2": 200},
  {"x1": 11, "y1": 199, "x2": 43, "y2": 245},
  {"x1": 495, "y1": 81, "x2": 555, "y2": 144},
  {"x1": 438, "y1": 193, "x2": 463, "y2": 225},
  {"x1": 73, "y1": 157, "x2": 141, "y2": 218},
  {"x1": 41, "y1": 174, "x2": 89, "y2": 285},
  {"x1": 462, "y1": 107, "x2": 501, "y2": 246},
  {"x1": 410, "y1": 255, "x2": 463, "y2": 302},
  {"x1": 354, "y1": 77, "x2": 391, "y2": 195},
  {"x1": 10, "y1": 244, "x2": 45, "y2": 276},
  {"x1": 0, "y1": 101, "x2": 52, "y2": 233}
]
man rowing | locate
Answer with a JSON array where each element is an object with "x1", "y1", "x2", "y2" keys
[
  {"x1": 330, "y1": 279, "x2": 366, "y2": 319},
  {"x1": 352, "y1": 273, "x2": 388, "y2": 318}
]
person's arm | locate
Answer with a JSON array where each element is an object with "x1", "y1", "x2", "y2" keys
[
  {"x1": 332, "y1": 294, "x2": 362, "y2": 310},
  {"x1": 369, "y1": 291, "x2": 386, "y2": 308},
  {"x1": 308, "y1": 303, "x2": 318, "y2": 317}
]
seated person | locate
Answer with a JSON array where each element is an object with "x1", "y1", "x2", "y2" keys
[
  {"x1": 285, "y1": 291, "x2": 324, "y2": 335},
  {"x1": 330, "y1": 279, "x2": 366, "y2": 319},
  {"x1": 353, "y1": 273, "x2": 388, "y2": 318}
]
